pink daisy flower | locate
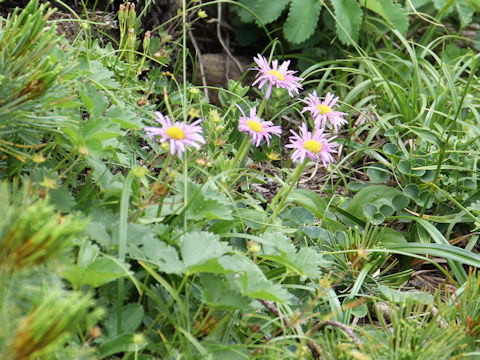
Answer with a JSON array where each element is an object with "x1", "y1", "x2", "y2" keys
[
  {"x1": 237, "y1": 105, "x2": 282, "y2": 147},
  {"x1": 302, "y1": 91, "x2": 348, "y2": 132},
  {"x1": 252, "y1": 54, "x2": 303, "y2": 99},
  {"x1": 144, "y1": 111, "x2": 205, "y2": 158},
  {"x1": 286, "y1": 122, "x2": 338, "y2": 166}
]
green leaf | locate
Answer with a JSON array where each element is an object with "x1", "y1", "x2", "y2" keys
[
  {"x1": 331, "y1": 0, "x2": 363, "y2": 45},
  {"x1": 182, "y1": 180, "x2": 233, "y2": 220},
  {"x1": 200, "y1": 274, "x2": 251, "y2": 309},
  {"x1": 283, "y1": 0, "x2": 322, "y2": 44},
  {"x1": 255, "y1": 0, "x2": 290, "y2": 25},
  {"x1": 105, "y1": 303, "x2": 144, "y2": 336},
  {"x1": 379, "y1": 227, "x2": 407, "y2": 246},
  {"x1": 48, "y1": 188, "x2": 75, "y2": 212},
  {"x1": 106, "y1": 106, "x2": 143, "y2": 129},
  {"x1": 392, "y1": 194, "x2": 409, "y2": 211},
  {"x1": 98, "y1": 333, "x2": 146, "y2": 358},
  {"x1": 363, "y1": 0, "x2": 409, "y2": 34},
  {"x1": 456, "y1": 0, "x2": 475, "y2": 27},
  {"x1": 404, "y1": 184, "x2": 419, "y2": 200},
  {"x1": 288, "y1": 189, "x2": 327, "y2": 218},
  {"x1": 220, "y1": 254, "x2": 291, "y2": 302},
  {"x1": 262, "y1": 231, "x2": 296, "y2": 258},
  {"x1": 347, "y1": 185, "x2": 404, "y2": 220},
  {"x1": 235, "y1": 0, "x2": 258, "y2": 23},
  {"x1": 128, "y1": 236, "x2": 184, "y2": 274},
  {"x1": 378, "y1": 285, "x2": 433, "y2": 305},
  {"x1": 367, "y1": 164, "x2": 390, "y2": 183},
  {"x1": 180, "y1": 231, "x2": 231, "y2": 270},
  {"x1": 383, "y1": 143, "x2": 399, "y2": 155},
  {"x1": 290, "y1": 207, "x2": 315, "y2": 225},
  {"x1": 292, "y1": 247, "x2": 326, "y2": 277},
  {"x1": 61, "y1": 258, "x2": 128, "y2": 288}
]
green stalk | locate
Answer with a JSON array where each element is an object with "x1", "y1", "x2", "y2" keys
[
  {"x1": 256, "y1": 95, "x2": 268, "y2": 118},
  {"x1": 419, "y1": 54, "x2": 477, "y2": 218},
  {"x1": 116, "y1": 172, "x2": 134, "y2": 333},
  {"x1": 261, "y1": 159, "x2": 308, "y2": 232},
  {"x1": 228, "y1": 136, "x2": 251, "y2": 173}
]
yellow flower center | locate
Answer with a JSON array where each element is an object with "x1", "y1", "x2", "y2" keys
[
  {"x1": 246, "y1": 120, "x2": 263, "y2": 133},
  {"x1": 303, "y1": 140, "x2": 323, "y2": 154},
  {"x1": 267, "y1": 70, "x2": 285, "y2": 81},
  {"x1": 165, "y1": 126, "x2": 185, "y2": 140},
  {"x1": 317, "y1": 104, "x2": 332, "y2": 115}
]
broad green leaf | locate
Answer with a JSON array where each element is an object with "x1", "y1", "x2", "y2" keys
[
  {"x1": 262, "y1": 231, "x2": 296, "y2": 257},
  {"x1": 288, "y1": 189, "x2": 327, "y2": 219},
  {"x1": 106, "y1": 106, "x2": 143, "y2": 129},
  {"x1": 86, "y1": 221, "x2": 112, "y2": 248},
  {"x1": 367, "y1": 164, "x2": 390, "y2": 183},
  {"x1": 363, "y1": 0, "x2": 409, "y2": 34},
  {"x1": 48, "y1": 188, "x2": 75, "y2": 212},
  {"x1": 283, "y1": 0, "x2": 322, "y2": 44},
  {"x1": 347, "y1": 185, "x2": 404, "y2": 220},
  {"x1": 179, "y1": 231, "x2": 231, "y2": 270},
  {"x1": 220, "y1": 254, "x2": 291, "y2": 302},
  {"x1": 182, "y1": 180, "x2": 233, "y2": 220},
  {"x1": 98, "y1": 333, "x2": 146, "y2": 358},
  {"x1": 290, "y1": 207, "x2": 315, "y2": 225},
  {"x1": 404, "y1": 184, "x2": 419, "y2": 200},
  {"x1": 61, "y1": 258, "x2": 128, "y2": 288},
  {"x1": 331, "y1": 0, "x2": 363, "y2": 45},
  {"x1": 456, "y1": 0, "x2": 475, "y2": 27},
  {"x1": 105, "y1": 303, "x2": 144, "y2": 336},
  {"x1": 292, "y1": 247, "x2": 326, "y2": 277},
  {"x1": 235, "y1": 0, "x2": 258, "y2": 23},
  {"x1": 378, "y1": 285, "x2": 434, "y2": 305},
  {"x1": 255, "y1": 0, "x2": 290, "y2": 25},
  {"x1": 127, "y1": 232, "x2": 185, "y2": 275},
  {"x1": 200, "y1": 274, "x2": 251, "y2": 309},
  {"x1": 379, "y1": 227, "x2": 407, "y2": 246}
]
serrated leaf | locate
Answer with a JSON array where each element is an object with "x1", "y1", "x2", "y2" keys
[
  {"x1": 456, "y1": 0, "x2": 475, "y2": 27},
  {"x1": 255, "y1": 0, "x2": 290, "y2": 25},
  {"x1": 283, "y1": 0, "x2": 322, "y2": 44},
  {"x1": 48, "y1": 188, "x2": 75, "y2": 212},
  {"x1": 126, "y1": 227, "x2": 185, "y2": 274},
  {"x1": 262, "y1": 231, "x2": 296, "y2": 257},
  {"x1": 61, "y1": 258, "x2": 128, "y2": 288},
  {"x1": 179, "y1": 231, "x2": 231, "y2": 270},
  {"x1": 220, "y1": 254, "x2": 291, "y2": 302},
  {"x1": 331, "y1": 0, "x2": 363, "y2": 45},
  {"x1": 200, "y1": 274, "x2": 251, "y2": 309},
  {"x1": 364, "y1": 0, "x2": 409, "y2": 34},
  {"x1": 182, "y1": 180, "x2": 233, "y2": 220},
  {"x1": 235, "y1": 0, "x2": 257, "y2": 23},
  {"x1": 292, "y1": 247, "x2": 326, "y2": 277}
]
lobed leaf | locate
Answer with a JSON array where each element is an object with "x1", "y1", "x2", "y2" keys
[
  {"x1": 331, "y1": 0, "x2": 363, "y2": 45},
  {"x1": 283, "y1": 0, "x2": 322, "y2": 44}
]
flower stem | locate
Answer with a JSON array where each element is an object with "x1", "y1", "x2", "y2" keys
[
  {"x1": 256, "y1": 95, "x2": 268, "y2": 118},
  {"x1": 261, "y1": 159, "x2": 308, "y2": 232},
  {"x1": 228, "y1": 136, "x2": 251, "y2": 172}
]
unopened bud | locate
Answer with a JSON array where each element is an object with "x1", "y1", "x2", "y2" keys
[
  {"x1": 132, "y1": 165, "x2": 147, "y2": 178},
  {"x1": 198, "y1": 10, "x2": 207, "y2": 18},
  {"x1": 33, "y1": 153, "x2": 46, "y2": 163},
  {"x1": 133, "y1": 333, "x2": 144, "y2": 344},
  {"x1": 90, "y1": 326, "x2": 101, "y2": 339},
  {"x1": 247, "y1": 240, "x2": 261, "y2": 253},
  {"x1": 79, "y1": 146, "x2": 89, "y2": 156}
]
